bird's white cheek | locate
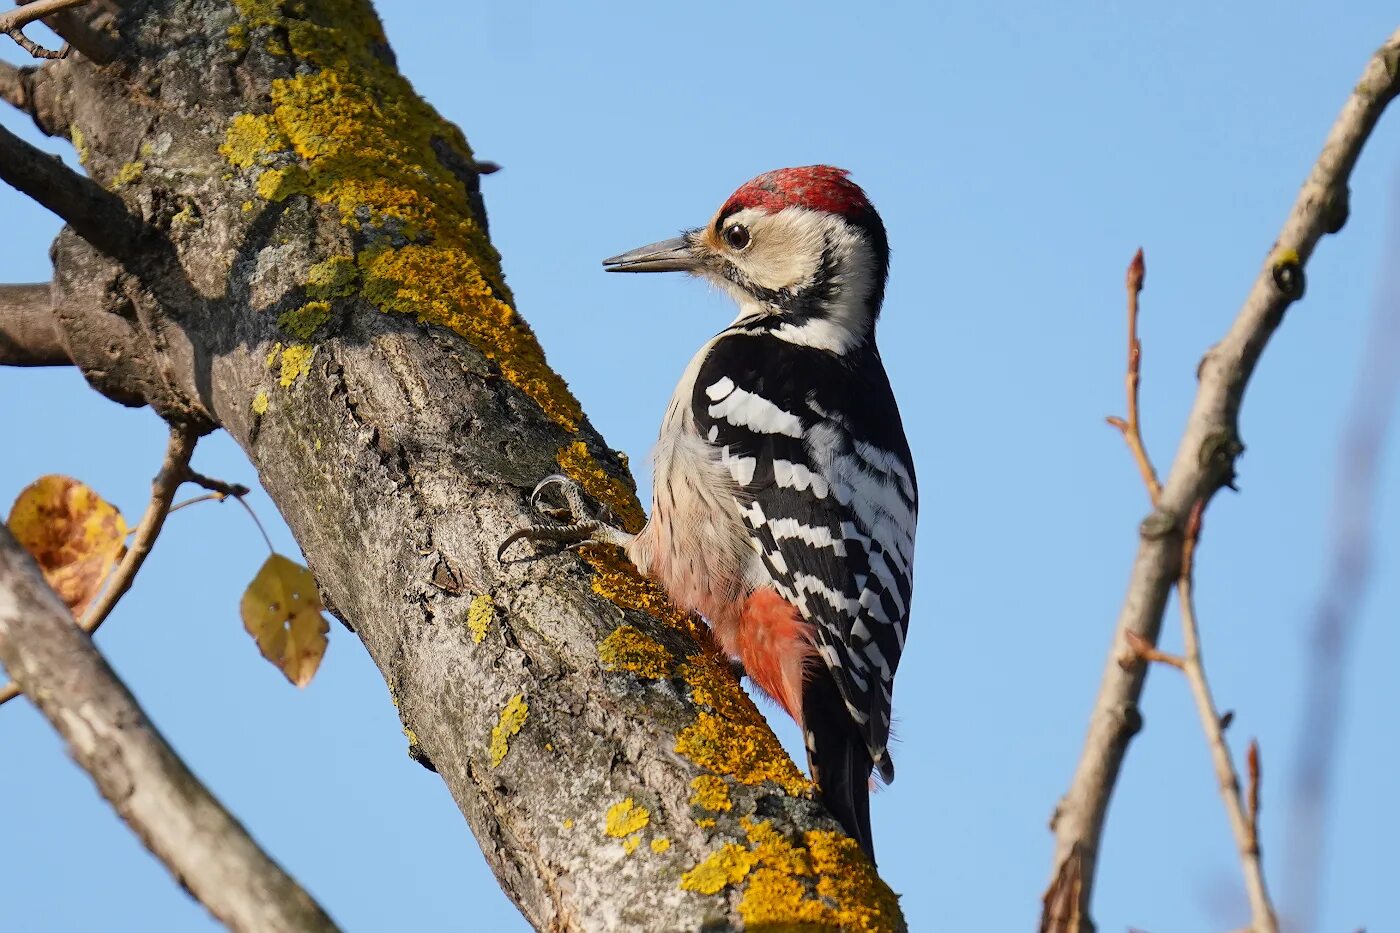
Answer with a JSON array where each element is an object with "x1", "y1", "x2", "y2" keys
[{"x1": 737, "y1": 249, "x2": 818, "y2": 292}]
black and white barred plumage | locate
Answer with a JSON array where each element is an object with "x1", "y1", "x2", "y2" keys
[
  {"x1": 694, "y1": 332, "x2": 916, "y2": 780},
  {"x1": 597, "y1": 166, "x2": 917, "y2": 861}
]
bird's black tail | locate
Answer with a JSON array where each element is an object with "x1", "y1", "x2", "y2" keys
[{"x1": 802, "y1": 676, "x2": 876, "y2": 864}]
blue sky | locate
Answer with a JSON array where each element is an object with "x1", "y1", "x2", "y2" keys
[{"x1": 3, "y1": 4, "x2": 1399, "y2": 931}]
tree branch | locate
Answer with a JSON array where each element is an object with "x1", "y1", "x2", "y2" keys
[
  {"x1": 0, "y1": 60, "x2": 26, "y2": 108},
  {"x1": 1172, "y1": 503, "x2": 1278, "y2": 933},
  {"x1": 0, "y1": 123, "x2": 149, "y2": 261},
  {"x1": 0, "y1": 0, "x2": 92, "y2": 58},
  {"x1": 1045, "y1": 27, "x2": 1400, "y2": 930},
  {"x1": 15, "y1": 0, "x2": 120, "y2": 63},
  {"x1": 0, "y1": 282, "x2": 69, "y2": 366},
  {"x1": 0, "y1": 59, "x2": 74, "y2": 137},
  {"x1": 1104, "y1": 249, "x2": 1161, "y2": 503},
  {"x1": 0, "y1": 422, "x2": 196, "y2": 707},
  {"x1": 0, "y1": 524, "x2": 341, "y2": 932}
]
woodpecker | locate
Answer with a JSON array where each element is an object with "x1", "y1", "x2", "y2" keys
[{"x1": 504, "y1": 166, "x2": 916, "y2": 862}]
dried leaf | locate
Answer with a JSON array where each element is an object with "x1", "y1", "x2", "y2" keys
[
  {"x1": 8, "y1": 475, "x2": 127, "y2": 617},
  {"x1": 240, "y1": 554, "x2": 328, "y2": 687}
]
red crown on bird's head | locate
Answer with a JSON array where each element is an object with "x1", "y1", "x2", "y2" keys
[{"x1": 720, "y1": 165, "x2": 872, "y2": 220}]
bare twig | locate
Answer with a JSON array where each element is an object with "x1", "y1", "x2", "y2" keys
[
  {"x1": 0, "y1": 123, "x2": 149, "y2": 260},
  {"x1": 1118, "y1": 630, "x2": 1183, "y2": 670},
  {"x1": 15, "y1": 0, "x2": 120, "y2": 63},
  {"x1": 1045, "y1": 29, "x2": 1400, "y2": 929},
  {"x1": 76, "y1": 424, "x2": 197, "y2": 635},
  {"x1": 1174, "y1": 503, "x2": 1278, "y2": 933},
  {"x1": 0, "y1": 282, "x2": 68, "y2": 366},
  {"x1": 0, "y1": 423, "x2": 196, "y2": 707},
  {"x1": 184, "y1": 467, "x2": 251, "y2": 500},
  {"x1": 1086, "y1": 258, "x2": 1278, "y2": 931},
  {"x1": 1285, "y1": 180, "x2": 1400, "y2": 930},
  {"x1": 0, "y1": 524, "x2": 340, "y2": 932},
  {"x1": 1105, "y1": 249, "x2": 1162, "y2": 504},
  {"x1": 0, "y1": 0, "x2": 91, "y2": 58}
]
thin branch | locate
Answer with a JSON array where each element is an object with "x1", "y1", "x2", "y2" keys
[
  {"x1": 184, "y1": 467, "x2": 251, "y2": 500},
  {"x1": 230, "y1": 493, "x2": 276, "y2": 554},
  {"x1": 1102, "y1": 263, "x2": 1277, "y2": 925},
  {"x1": 15, "y1": 0, "x2": 120, "y2": 63},
  {"x1": 76, "y1": 424, "x2": 197, "y2": 634},
  {"x1": 1118, "y1": 630, "x2": 1183, "y2": 670},
  {"x1": 0, "y1": 282, "x2": 69, "y2": 366},
  {"x1": 0, "y1": 59, "x2": 73, "y2": 137},
  {"x1": 0, "y1": 524, "x2": 341, "y2": 932},
  {"x1": 0, "y1": 123, "x2": 149, "y2": 261},
  {"x1": 1104, "y1": 249, "x2": 1162, "y2": 504},
  {"x1": 0, "y1": 423, "x2": 196, "y2": 707},
  {"x1": 1045, "y1": 28, "x2": 1400, "y2": 930},
  {"x1": 0, "y1": 0, "x2": 90, "y2": 58},
  {"x1": 1174, "y1": 503, "x2": 1278, "y2": 933}
]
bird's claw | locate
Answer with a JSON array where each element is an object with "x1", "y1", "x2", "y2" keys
[{"x1": 498, "y1": 476, "x2": 634, "y2": 561}]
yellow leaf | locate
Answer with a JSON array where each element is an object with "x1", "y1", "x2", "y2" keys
[
  {"x1": 240, "y1": 554, "x2": 328, "y2": 687},
  {"x1": 8, "y1": 475, "x2": 127, "y2": 617}
]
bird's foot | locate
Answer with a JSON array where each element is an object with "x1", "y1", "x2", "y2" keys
[{"x1": 497, "y1": 474, "x2": 634, "y2": 560}]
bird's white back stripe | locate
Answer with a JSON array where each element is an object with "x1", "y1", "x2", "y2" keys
[
  {"x1": 705, "y1": 376, "x2": 736, "y2": 401},
  {"x1": 854, "y1": 438, "x2": 916, "y2": 500},
  {"x1": 793, "y1": 571, "x2": 862, "y2": 619},
  {"x1": 863, "y1": 641, "x2": 890, "y2": 678},
  {"x1": 720, "y1": 446, "x2": 756, "y2": 485},
  {"x1": 767, "y1": 517, "x2": 846, "y2": 556},
  {"x1": 707, "y1": 386, "x2": 803, "y2": 438},
  {"x1": 772, "y1": 458, "x2": 830, "y2": 498}
]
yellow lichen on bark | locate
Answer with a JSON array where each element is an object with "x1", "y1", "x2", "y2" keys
[
  {"x1": 680, "y1": 818, "x2": 904, "y2": 932},
  {"x1": 576, "y1": 543, "x2": 704, "y2": 641},
  {"x1": 467, "y1": 593, "x2": 494, "y2": 645},
  {"x1": 598, "y1": 624, "x2": 673, "y2": 679},
  {"x1": 576, "y1": 543, "x2": 808, "y2": 798},
  {"x1": 223, "y1": 0, "x2": 582, "y2": 430},
  {"x1": 689, "y1": 775, "x2": 734, "y2": 812},
  {"x1": 677, "y1": 651, "x2": 809, "y2": 796},
  {"x1": 556, "y1": 441, "x2": 646, "y2": 533},
  {"x1": 489, "y1": 693, "x2": 528, "y2": 768},
  {"x1": 675, "y1": 713, "x2": 808, "y2": 797},
  {"x1": 277, "y1": 301, "x2": 332, "y2": 341},
  {"x1": 112, "y1": 161, "x2": 144, "y2": 189},
  {"x1": 680, "y1": 843, "x2": 754, "y2": 896},
  {"x1": 278, "y1": 344, "x2": 314, "y2": 387},
  {"x1": 604, "y1": 798, "x2": 650, "y2": 838}
]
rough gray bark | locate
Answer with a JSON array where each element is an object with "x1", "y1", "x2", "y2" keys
[
  {"x1": 0, "y1": 1, "x2": 905, "y2": 929},
  {"x1": 0, "y1": 525, "x2": 340, "y2": 932}
]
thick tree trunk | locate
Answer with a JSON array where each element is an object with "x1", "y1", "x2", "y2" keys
[{"x1": 2, "y1": 1, "x2": 906, "y2": 929}]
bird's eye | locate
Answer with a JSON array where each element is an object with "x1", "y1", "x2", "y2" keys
[{"x1": 724, "y1": 224, "x2": 751, "y2": 251}]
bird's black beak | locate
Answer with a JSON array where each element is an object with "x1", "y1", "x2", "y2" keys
[{"x1": 602, "y1": 234, "x2": 699, "y2": 273}]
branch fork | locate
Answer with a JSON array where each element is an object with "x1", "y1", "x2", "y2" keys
[{"x1": 0, "y1": 0, "x2": 92, "y2": 58}]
